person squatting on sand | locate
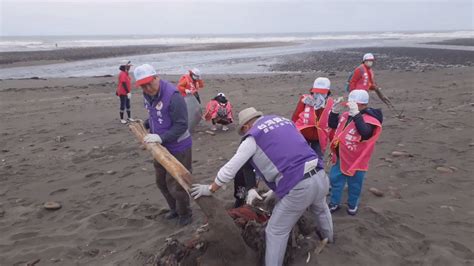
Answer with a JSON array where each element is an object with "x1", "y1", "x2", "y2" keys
[
  {"x1": 292, "y1": 77, "x2": 335, "y2": 168},
  {"x1": 134, "y1": 64, "x2": 193, "y2": 226},
  {"x1": 116, "y1": 60, "x2": 134, "y2": 124},
  {"x1": 203, "y1": 92, "x2": 234, "y2": 131},
  {"x1": 177, "y1": 68, "x2": 204, "y2": 104},
  {"x1": 328, "y1": 89, "x2": 383, "y2": 215},
  {"x1": 190, "y1": 107, "x2": 334, "y2": 266}
]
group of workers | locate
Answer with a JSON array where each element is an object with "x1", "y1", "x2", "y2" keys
[{"x1": 117, "y1": 53, "x2": 384, "y2": 266}]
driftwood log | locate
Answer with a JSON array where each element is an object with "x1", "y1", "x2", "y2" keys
[{"x1": 128, "y1": 121, "x2": 256, "y2": 265}]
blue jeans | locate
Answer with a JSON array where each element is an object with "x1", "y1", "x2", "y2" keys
[{"x1": 329, "y1": 159, "x2": 366, "y2": 208}]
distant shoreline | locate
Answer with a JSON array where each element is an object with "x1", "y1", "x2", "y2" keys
[
  {"x1": 0, "y1": 41, "x2": 293, "y2": 68},
  {"x1": 424, "y1": 38, "x2": 474, "y2": 47}
]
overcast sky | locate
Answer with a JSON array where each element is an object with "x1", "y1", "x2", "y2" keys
[{"x1": 1, "y1": 0, "x2": 472, "y2": 36}]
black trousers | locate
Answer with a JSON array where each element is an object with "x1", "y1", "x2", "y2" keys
[
  {"x1": 119, "y1": 95, "x2": 130, "y2": 111},
  {"x1": 233, "y1": 160, "x2": 257, "y2": 208},
  {"x1": 154, "y1": 148, "x2": 192, "y2": 217}
]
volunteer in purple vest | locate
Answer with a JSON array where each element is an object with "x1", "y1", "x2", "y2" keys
[
  {"x1": 190, "y1": 107, "x2": 333, "y2": 266},
  {"x1": 328, "y1": 90, "x2": 383, "y2": 215},
  {"x1": 134, "y1": 64, "x2": 193, "y2": 226}
]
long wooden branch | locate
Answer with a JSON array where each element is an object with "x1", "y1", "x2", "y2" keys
[{"x1": 128, "y1": 121, "x2": 256, "y2": 265}]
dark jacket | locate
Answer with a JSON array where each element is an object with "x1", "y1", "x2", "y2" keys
[{"x1": 329, "y1": 108, "x2": 383, "y2": 140}]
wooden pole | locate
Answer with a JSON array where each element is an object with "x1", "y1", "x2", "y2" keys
[{"x1": 128, "y1": 121, "x2": 256, "y2": 265}]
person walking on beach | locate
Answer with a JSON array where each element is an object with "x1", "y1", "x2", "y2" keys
[
  {"x1": 134, "y1": 64, "x2": 193, "y2": 226},
  {"x1": 190, "y1": 107, "x2": 333, "y2": 266},
  {"x1": 292, "y1": 77, "x2": 335, "y2": 168},
  {"x1": 116, "y1": 60, "x2": 133, "y2": 124},
  {"x1": 177, "y1": 68, "x2": 204, "y2": 104},
  {"x1": 347, "y1": 53, "x2": 392, "y2": 107},
  {"x1": 327, "y1": 90, "x2": 383, "y2": 215}
]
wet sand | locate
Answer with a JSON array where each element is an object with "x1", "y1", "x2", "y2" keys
[
  {"x1": 0, "y1": 41, "x2": 292, "y2": 68},
  {"x1": 0, "y1": 47, "x2": 473, "y2": 265}
]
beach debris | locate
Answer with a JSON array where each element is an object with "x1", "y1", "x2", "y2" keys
[
  {"x1": 120, "y1": 203, "x2": 129, "y2": 209},
  {"x1": 306, "y1": 252, "x2": 311, "y2": 263},
  {"x1": 44, "y1": 201, "x2": 62, "y2": 210},
  {"x1": 436, "y1": 166, "x2": 454, "y2": 173},
  {"x1": 55, "y1": 136, "x2": 65, "y2": 143},
  {"x1": 85, "y1": 248, "x2": 100, "y2": 257},
  {"x1": 314, "y1": 238, "x2": 328, "y2": 254},
  {"x1": 440, "y1": 205, "x2": 455, "y2": 212},
  {"x1": 106, "y1": 170, "x2": 116, "y2": 175},
  {"x1": 391, "y1": 151, "x2": 412, "y2": 157},
  {"x1": 369, "y1": 187, "x2": 384, "y2": 197},
  {"x1": 50, "y1": 258, "x2": 61, "y2": 263},
  {"x1": 205, "y1": 130, "x2": 216, "y2": 136}
]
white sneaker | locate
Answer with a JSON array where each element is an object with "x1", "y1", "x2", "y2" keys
[
  {"x1": 127, "y1": 118, "x2": 135, "y2": 122},
  {"x1": 222, "y1": 125, "x2": 229, "y2": 131},
  {"x1": 210, "y1": 125, "x2": 217, "y2": 131},
  {"x1": 120, "y1": 119, "x2": 127, "y2": 124}
]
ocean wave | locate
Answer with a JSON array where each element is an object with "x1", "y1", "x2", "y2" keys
[{"x1": 1, "y1": 31, "x2": 473, "y2": 52}]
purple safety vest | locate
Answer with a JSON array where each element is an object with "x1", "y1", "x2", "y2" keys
[
  {"x1": 145, "y1": 79, "x2": 192, "y2": 154},
  {"x1": 245, "y1": 115, "x2": 317, "y2": 198}
]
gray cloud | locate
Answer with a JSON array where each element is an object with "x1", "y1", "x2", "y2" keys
[{"x1": 1, "y1": 1, "x2": 472, "y2": 36}]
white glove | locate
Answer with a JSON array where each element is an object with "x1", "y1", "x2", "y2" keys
[
  {"x1": 143, "y1": 134, "x2": 162, "y2": 144},
  {"x1": 331, "y1": 97, "x2": 345, "y2": 114},
  {"x1": 348, "y1": 101, "x2": 360, "y2": 117},
  {"x1": 245, "y1": 188, "x2": 263, "y2": 205},
  {"x1": 127, "y1": 93, "x2": 131, "y2": 99},
  {"x1": 185, "y1": 89, "x2": 192, "y2": 94},
  {"x1": 190, "y1": 184, "x2": 213, "y2": 199}
]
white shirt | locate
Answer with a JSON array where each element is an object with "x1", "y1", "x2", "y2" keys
[
  {"x1": 215, "y1": 136, "x2": 257, "y2": 186},
  {"x1": 214, "y1": 136, "x2": 318, "y2": 186}
]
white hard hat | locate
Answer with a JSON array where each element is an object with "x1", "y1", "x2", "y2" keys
[
  {"x1": 120, "y1": 59, "x2": 132, "y2": 66},
  {"x1": 134, "y1": 64, "x2": 157, "y2": 86},
  {"x1": 311, "y1": 77, "x2": 331, "y2": 93},
  {"x1": 191, "y1": 68, "x2": 201, "y2": 78},
  {"x1": 217, "y1": 92, "x2": 225, "y2": 97},
  {"x1": 363, "y1": 53, "x2": 375, "y2": 61},
  {"x1": 348, "y1": 89, "x2": 369, "y2": 104}
]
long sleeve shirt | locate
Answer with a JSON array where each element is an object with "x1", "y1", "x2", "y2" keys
[{"x1": 143, "y1": 92, "x2": 188, "y2": 144}]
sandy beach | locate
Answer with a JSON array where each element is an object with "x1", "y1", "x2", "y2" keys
[{"x1": 0, "y1": 45, "x2": 473, "y2": 265}]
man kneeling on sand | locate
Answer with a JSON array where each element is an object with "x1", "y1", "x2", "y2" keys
[
  {"x1": 134, "y1": 64, "x2": 193, "y2": 226},
  {"x1": 191, "y1": 107, "x2": 333, "y2": 266}
]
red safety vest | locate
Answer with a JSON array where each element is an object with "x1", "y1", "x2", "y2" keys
[
  {"x1": 330, "y1": 112, "x2": 382, "y2": 176},
  {"x1": 204, "y1": 99, "x2": 233, "y2": 121},
  {"x1": 177, "y1": 73, "x2": 204, "y2": 96},
  {"x1": 349, "y1": 64, "x2": 375, "y2": 91},
  {"x1": 293, "y1": 95, "x2": 334, "y2": 153},
  {"x1": 116, "y1": 71, "x2": 131, "y2": 96}
]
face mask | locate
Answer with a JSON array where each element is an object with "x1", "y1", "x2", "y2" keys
[
  {"x1": 365, "y1": 61, "x2": 374, "y2": 67},
  {"x1": 303, "y1": 93, "x2": 326, "y2": 109}
]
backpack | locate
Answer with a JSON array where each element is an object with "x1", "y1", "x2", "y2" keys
[
  {"x1": 345, "y1": 71, "x2": 354, "y2": 92},
  {"x1": 216, "y1": 103, "x2": 228, "y2": 118}
]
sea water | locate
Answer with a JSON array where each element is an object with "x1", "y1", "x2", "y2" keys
[{"x1": 0, "y1": 31, "x2": 472, "y2": 79}]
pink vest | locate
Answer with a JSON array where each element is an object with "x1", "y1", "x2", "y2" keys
[
  {"x1": 330, "y1": 112, "x2": 382, "y2": 176},
  {"x1": 294, "y1": 96, "x2": 334, "y2": 153},
  {"x1": 204, "y1": 100, "x2": 233, "y2": 121},
  {"x1": 182, "y1": 74, "x2": 201, "y2": 94}
]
